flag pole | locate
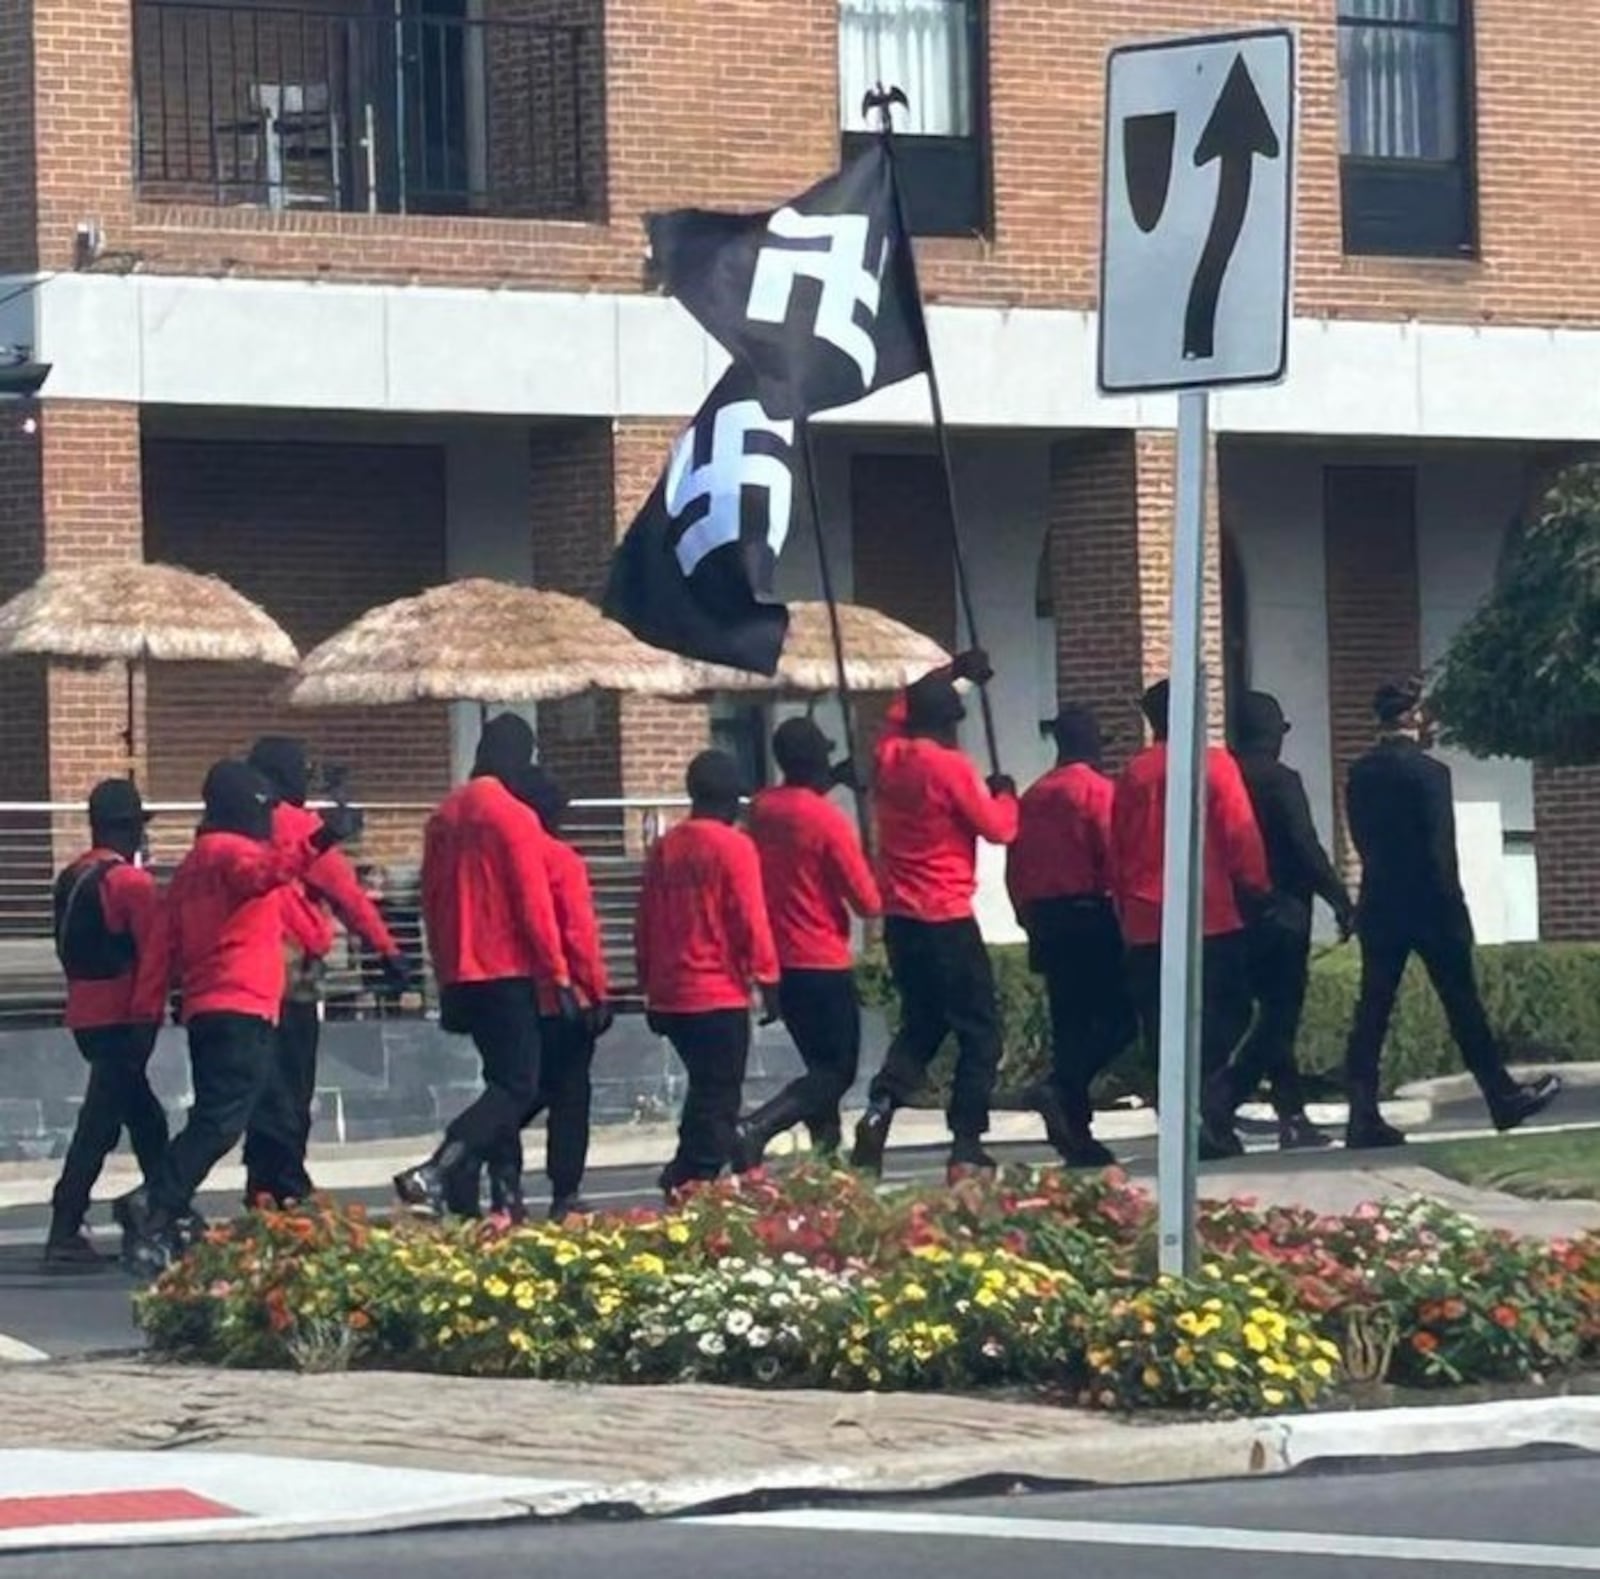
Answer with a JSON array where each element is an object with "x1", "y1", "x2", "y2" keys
[
  {"x1": 798, "y1": 414, "x2": 873, "y2": 855},
  {"x1": 865, "y1": 83, "x2": 1002, "y2": 778}
]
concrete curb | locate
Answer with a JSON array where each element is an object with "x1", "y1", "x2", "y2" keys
[
  {"x1": 1399, "y1": 1062, "x2": 1600, "y2": 1105},
  {"x1": 6, "y1": 1395, "x2": 1600, "y2": 1549}
]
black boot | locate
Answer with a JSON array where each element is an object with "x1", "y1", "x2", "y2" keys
[
  {"x1": 445, "y1": 1164, "x2": 483, "y2": 1218},
  {"x1": 1199, "y1": 1073, "x2": 1244, "y2": 1161},
  {"x1": 731, "y1": 1089, "x2": 812, "y2": 1174},
  {"x1": 487, "y1": 1160, "x2": 527, "y2": 1223},
  {"x1": 43, "y1": 1218, "x2": 102, "y2": 1267},
  {"x1": 1346, "y1": 1105, "x2": 1407, "y2": 1150},
  {"x1": 1035, "y1": 1083, "x2": 1117, "y2": 1169},
  {"x1": 548, "y1": 1193, "x2": 593, "y2": 1222},
  {"x1": 1489, "y1": 1073, "x2": 1561, "y2": 1133},
  {"x1": 947, "y1": 1133, "x2": 997, "y2": 1184},
  {"x1": 1278, "y1": 1112, "x2": 1334, "y2": 1151},
  {"x1": 849, "y1": 1098, "x2": 895, "y2": 1177},
  {"x1": 393, "y1": 1140, "x2": 470, "y2": 1218},
  {"x1": 808, "y1": 1116, "x2": 843, "y2": 1162}
]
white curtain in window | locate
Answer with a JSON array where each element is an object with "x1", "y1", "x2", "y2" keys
[
  {"x1": 1338, "y1": 0, "x2": 1461, "y2": 160},
  {"x1": 838, "y1": 0, "x2": 971, "y2": 137}
]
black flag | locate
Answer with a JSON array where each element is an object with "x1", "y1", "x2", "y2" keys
[
  {"x1": 602, "y1": 364, "x2": 798, "y2": 676},
  {"x1": 647, "y1": 141, "x2": 930, "y2": 421}
]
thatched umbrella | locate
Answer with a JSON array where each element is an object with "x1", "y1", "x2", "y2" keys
[
  {"x1": 683, "y1": 600, "x2": 951, "y2": 696},
  {"x1": 281, "y1": 578, "x2": 705, "y2": 710},
  {"x1": 0, "y1": 561, "x2": 299, "y2": 776}
]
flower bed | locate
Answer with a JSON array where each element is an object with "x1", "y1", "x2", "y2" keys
[{"x1": 136, "y1": 1167, "x2": 1600, "y2": 1414}]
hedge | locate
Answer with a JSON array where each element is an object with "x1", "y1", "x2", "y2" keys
[{"x1": 857, "y1": 942, "x2": 1600, "y2": 1100}]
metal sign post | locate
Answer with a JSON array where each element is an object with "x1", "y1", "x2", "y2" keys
[{"x1": 1097, "y1": 26, "x2": 1296, "y2": 1277}]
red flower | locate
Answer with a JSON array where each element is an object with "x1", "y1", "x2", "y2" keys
[
  {"x1": 1492, "y1": 1304, "x2": 1519, "y2": 1329},
  {"x1": 1412, "y1": 1331, "x2": 1439, "y2": 1354}
]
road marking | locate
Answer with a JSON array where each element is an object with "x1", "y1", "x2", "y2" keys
[
  {"x1": 0, "y1": 1489, "x2": 238, "y2": 1530},
  {"x1": 0, "y1": 1332, "x2": 48, "y2": 1363},
  {"x1": 688, "y1": 1509, "x2": 1600, "y2": 1570}
]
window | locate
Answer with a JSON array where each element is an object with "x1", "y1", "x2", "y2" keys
[
  {"x1": 1337, "y1": 0, "x2": 1475, "y2": 256},
  {"x1": 838, "y1": 0, "x2": 987, "y2": 237}
]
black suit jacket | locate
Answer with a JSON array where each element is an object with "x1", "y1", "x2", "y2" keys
[
  {"x1": 1346, "y1": 735, "x2": 1472, "y2": 942},
  {"x1": 1236, "y1": 750, "x2": 1351, "y2": 935}
]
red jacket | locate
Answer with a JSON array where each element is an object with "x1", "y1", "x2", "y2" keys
[
  {"x1": 635, "y1": 817, "x2": 779, "y2": 1014},
  {"x1": 422, "y1": 777, "x2": 569, "y2": 990},
  {"x1": 536, "y1": 834, "x2": 609, "y2": 1017},
  {"x1": 272, "y1": 801, "x2": 399, "y2": 958},
  {"x1": 1006, "y1": 762, "x2": 1116, "y2": 914},
  {"x1": 873, "y1": 695, "x2": 1018, "y2": 923},
  {"x1": 748, "y1": 785, "x2": 881, "y2": 970},
  {"x1": 167, "y1": 831, "x2": 316, "y2": 1025},
  {"x1": 61, "y1": 851, "x2": 170, "y2": 1030},
  {"x1": 1110, "y1": 743, "x2": 1270, "y2": 946}
]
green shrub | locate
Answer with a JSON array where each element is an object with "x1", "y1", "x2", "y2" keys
[{"x1": 857, "y1": 941, "x2": 1600, "y2": 1099}]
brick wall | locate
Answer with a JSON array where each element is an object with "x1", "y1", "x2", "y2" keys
[
  {"x1": 1322, "y1": 464, "x2": 1422, "y2": 874},
  {"x1": 141, "y1": 436, "x2": 452, "y2": 849},
  {"x1": 1047, "y1": 429, "x2": 1223, "y2": 771},
  {"x1": 0, "y1": 0, "x2": 36, "y2": 273}
]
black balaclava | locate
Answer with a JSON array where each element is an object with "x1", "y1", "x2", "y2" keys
[
  {"x1": 248, "y1": 735, "x2": 311, "y2": 806},
  {"x1": 1140, "y1": 679, "x2": 1172, "y2": 744},
  {"x1": 200, "y1": 760, "x2": 275, "y2": 842},
  {"x1": 771, "y1": 717, "x2": 834, "y2": 791},
  {"x1": 510, "y1": 763, "x2": 570, "y2": 838},
  {"x1": 472, "y1": 713, "x2": 536, "y2": 787},
  {"x1": 905, "y1": 672, "x2": 966, "y2": 746},
  {"x1": 686, "y1": 749, "x2": 744, "y2": 824},
  {"x1": 87, "y1": 778, "x2": 148, "y2": 860},
  {"x1": 1052, "y1": 705, "x2": 1103, "y2": 768},
  {"x1": 1235, "y1": 690, "x2": 1291, "y2": 760}
]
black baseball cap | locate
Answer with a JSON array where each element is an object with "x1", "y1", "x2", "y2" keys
[
  {"x1": 1236, "y1": 690, "x2": 1291, "y2": 743},
  {"x1": 87, "y1": 778, "x2": 151, "y2": 827},
  {"x1": 1373, "y1": 676, "x2": 1425, "y2": 724},
  {"x1": 772, "y1": 717, "x2": 835, "y2": 778}
]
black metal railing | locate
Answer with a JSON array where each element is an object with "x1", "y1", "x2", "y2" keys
[{"x1": 133, "y1": 0, "x2": 605, "y2": 221}]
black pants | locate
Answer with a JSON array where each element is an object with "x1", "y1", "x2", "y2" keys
[
  {"x1": 1220, "y1": 923, "x2": 1313, "y2": 1119},
  {"x1": 1127, "y1": 930, "x2": 1253, "y2": 1085},
  {"x1": 440, "y1": 979, "x2": 542, "y2": 1164},
  {"x1": 870, "y1": 916, "x2": 1001, "y2": 1138},
  {"x1": 1344, "y1": 928, "x2": 1512, "y2": 1111},
  {"x1": 148, "y1": 1012, "x2": 283, "y2": 1221},
  {"x1": 50, "y1": 1024, "x2": 168, "y2": 1238},
  {"x1": 242, "y1": 998, "x2": 319, "y2": 1204},
  {"x1": 774, "y1": 968, "x2": 861, "y2": 1146},
  {"x1": 658, "y1": 1008, "x2": 750, "y2": 1187},
  {"x1": 494, "y1": 1015, "x2": 598, "y2": 1198},
  {"x1": 1028, "y1": 898, "x2": 1135, "y2": 1133}
]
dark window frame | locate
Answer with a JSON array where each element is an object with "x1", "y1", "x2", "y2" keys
[
  {"x1": 838, "y1": 0, "x2": 992, "y2": 239},
  {"x1": 1336, "y1": 0, "x2": 1478, "y2": 259}
]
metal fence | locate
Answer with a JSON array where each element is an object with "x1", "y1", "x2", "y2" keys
[
  {"x1": 0, "y1": 798, "x2": 686, "y2": 1028},
  {"x1": 133, "y1": 0, "x2": 605, "y2": 219}
]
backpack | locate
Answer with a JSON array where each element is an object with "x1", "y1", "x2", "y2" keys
[{"x1": 53, "y1": 857, "x2": 136, "y2": 981}]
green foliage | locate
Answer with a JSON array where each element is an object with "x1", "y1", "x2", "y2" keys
[
  {"x1": 857, "y1": 942, "x2": 1600, "y2": 1099},
  {"x1": 1431, "y1": 463, "x2": 1600, "y2": 764}
]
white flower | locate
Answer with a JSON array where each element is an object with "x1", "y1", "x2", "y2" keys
[
  {"x1": 747, "y1": 1325, "x2": 772, "y2": 1349},
  {"x1": 698, "y1": 1332, "x2": 727, "y2": 1356},
  {"x1": 782, "y1": 1252, "x2": 806, "y2": 1267},
  {"x1": 685, "y1": 1312, "x2": 709, "y2": 1334},
  {"x1": 742, "y1": 1267, "x2": 776, "y2": 1289},
  {"x1": 726, "y1": 1308, "x2": 754, "y2": 1336},
  {"x1": 767, "y1": 1291, "x2": 793, "y2": 1309}
]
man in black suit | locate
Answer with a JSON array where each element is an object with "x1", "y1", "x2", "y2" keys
[
  {"x1": 1207, "y1": 691, "x2": 1356, "y2": 1153},
  {"x1": 1342, "y1": 678, "x2": 1559, "y2": 1147}
]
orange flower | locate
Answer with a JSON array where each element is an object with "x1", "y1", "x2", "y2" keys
[
  {"x1": 1441, "y1": 1298, "x2": 1466, "y2": 1321},
  {"x1": 1417, "y1": 1301, "x2": 1444, "y2": 1325},
  {"x1": 1412, "y1": 1331, "x2": 1439, "y2": 1354},
  {"x1": 1492, "y1": 1304, "x2": 1519, "y2": 1329},
  {"x1": 348, "y1": 1310, "x2": 371, "y2": 1330}
]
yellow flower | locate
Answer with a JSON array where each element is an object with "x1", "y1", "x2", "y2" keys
[
  {"x1": 912, "y1": 1244, "x2": 953, "y2": 1263},
  {"x1": 1311, "y1": 1357, "x2": 1334, "y2": 1381},
  {"x1": 512, "y1": 1281, "x2": 536, "y2": 1309},
  {"x1": 1202, "y1": 1298, "x2": 1224, "y2": 1314},
  {"x1": 553, "y1": 1242, "x2": 580, "y2": 1267},
  {"x1": 1141, "y1": 1365, "x2": 1163, "y2": 1390},
  {"x1": 629, "y1": 1253, "x2": 667, "y2": 1278},
  {"x1": 1262, "y1": 1386, "x2": 1287, "y2": 1407},
  {"x1": 666, "y1": 1222, "x2": 691, "y2": 1245},
  {"x1": 899, "y1": 1282, "x2": 928, "y2": 1304},
  {"x1": 1175, "y1": 1310, "x2": 1201, "y2": 1335},
  {"x1": 1215, "y1": 1352, "x2": 1238, "y2": 1371},
  {"x1": 483, "y1": 1275, "x2": 510, "y2": 1299},
  {"x1": 959, "y1": 1251, "x2": 985, "y2": 1268},
  {"x1": 1243, "y1": 1322, "x2": 1269, "y2": 1354},
  {"x1": 1174, "y1": 1343, "x2": 1195, "y2": 1367},
  {"x1": 974, "y1": 1287, "x2": 1000, "y2": 1309}
]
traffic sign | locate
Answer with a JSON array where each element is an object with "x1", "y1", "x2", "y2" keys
[{"x1": 1098, "y1": 27, "x2": 1295, "y2": 396}]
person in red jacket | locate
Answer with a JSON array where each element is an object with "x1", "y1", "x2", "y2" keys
[
  {"x1": 44, "y1": 779, "x2": 171, "y2": 1264},
  {"x1": 242, "y1": 736, "x2": 410, "y2": 1207},
  {"x1": 473, "y1": 764, "x2": 614, "y2": 1223},
  {"x1": 115, "y1": 761, "x2": 360, "y2": 1273},
  {"x1": 1007, "y1": 705, "x2": 1134, "y2": 1170},
  {"x1": 738, "y1": 718, "x2": 881, "y2": 1169},
  {"x1": 394, "y1": 714, "x2": 576, "y2": 1217},
  {"x1": 637, "y1": 750, "x2": 779, "y2": 1195},
  {"x1": 852, "y1": 650, "x2": 1019, "y2": 1181},
  {"x1": 1110, "y1": 679, "x2": 1270, "y2": 1159}
]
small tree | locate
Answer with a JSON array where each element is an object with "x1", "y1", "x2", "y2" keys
[{"x1": 1431, "y1": 463, "x2": 1600, "y2": 766}]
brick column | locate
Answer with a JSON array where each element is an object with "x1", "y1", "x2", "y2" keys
[
  {"x1": 1047, "y1": 430, "x2": 1223, "y2": 770},
  {"x1": 529, "y1": 418, "x2": 708, "y2": 804},
  {"x1": 0, "y1": 402, "x2": 145, "y2": 800}
]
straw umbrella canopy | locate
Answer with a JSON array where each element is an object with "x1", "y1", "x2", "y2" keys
[
  {"x1": 683, "y1": 600, "x2": 952, "y2": 697},
  {"x1": 281, "y1": 578, "x2": 706, "y2": 709},
  {"x1": 0, "y1": 561, "x2": 299, "y2": 774}
]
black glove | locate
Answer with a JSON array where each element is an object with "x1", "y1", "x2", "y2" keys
[
  {"x1": 757, "y1": 981, "x2": 782, "y2": 1026},
  {"x1": 380, "y1": 953, "x2": 413, "y2": 996},
  {"x1": 557, "y1": 985, "x2": 582, "y2": 1025},
  {"x1": 1335, "y1": 902, "x2": 1357, "y2": 943},
  {"x1": 312, "y1": 804, "x2": 365, "y2": 851},
  {"x1": 986, "y1": 774, "x2": 1017, "y2": 798},
  {"x1": 585, "y1": 1001, "x2": 616, "y2": 1039},
  {"x1": 952, "y1": 648, "x2": 994, "y2": 686},
  {"x1": 830, "y1": 757, "x2": 864, "y2": 793}
]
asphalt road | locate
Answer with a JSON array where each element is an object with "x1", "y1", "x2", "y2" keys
[
  {"x1": 3, "y1": 1086, "x2": 1597, "y2": 1361},
  {"x1": 6, "y1": 1455, "x2": 1600, "y2": 1576}
]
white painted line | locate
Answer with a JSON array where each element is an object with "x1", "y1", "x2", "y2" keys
[
  {"x1": 688, "y1": 1509, "x2": 1600, "y2": 1571},
  {"x1": 0, "y1": 1332, "x2": 49, "y2": 1363}
]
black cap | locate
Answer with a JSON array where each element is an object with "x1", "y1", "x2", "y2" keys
[
  {"x1": 1236, "y1": 690, "x2": 1291, "y2": 747},
  {"x1": 87, "y1": 778, "x2": 150, "y2": 828},
  {"x1": 473, "y1": 713, "x2": 536, "y2": 785},
  {"x1": 686, "y1": 748, "x2": 745, "y2": 806},
  {"x1": 1373, "y1": 676, "x2": 1425, "y2": 725},
  {"x1": 772, "y1": 717, "x2": 835, "y2": 781},
  {"x1": 247, "y1": 735, "x2": 310, "y2": 805},
  {"x1": 1051, "y1": 704, "x2": 1102, "y2": 764},
  {"x1": 1140, "y1": 679, "x2": 1171, "y2": 737},
  {"x1": 200, "y1": 760, "x2": 274, "y2": 839},
  {"x1": 905, "y1": 672, "x2": 966, "y2": 733}
]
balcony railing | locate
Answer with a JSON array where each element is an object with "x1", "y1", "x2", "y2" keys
[{"x1": 133, "y1": 0, "x2": 605, "y2": 221}]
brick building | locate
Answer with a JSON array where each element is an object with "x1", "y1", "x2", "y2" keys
[{"x1": 0, "y1": 0, "x2": 1595, "y2": 943}]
